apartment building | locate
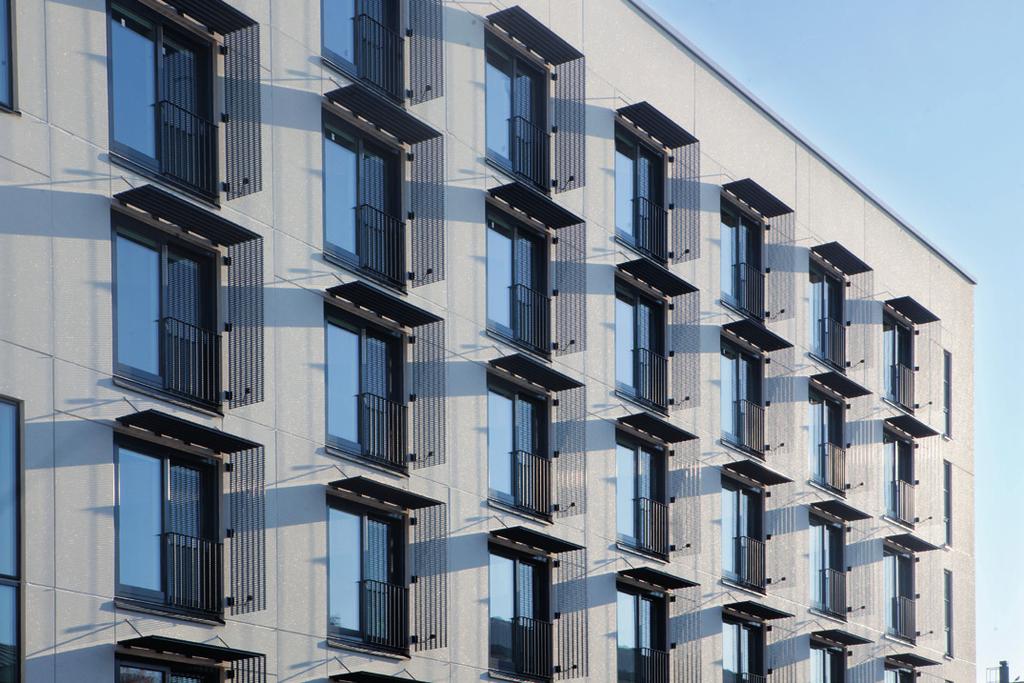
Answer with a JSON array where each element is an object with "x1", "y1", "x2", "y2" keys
[{"x1": 0, "y1": 0, "x2": 975, "y2": 681}]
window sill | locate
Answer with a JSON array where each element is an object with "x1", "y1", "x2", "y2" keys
[
  {"x1": 487, "y1": 497, "x2": 553, "y2": 525},
  {"x1": 109, "y1": 151, "x2": 220, "y2": 209},
  {"x1": 807, "y1": 478, "x2": 848, "y2": 500},
  {"x1": 484, "y1": 155, "x2": 550, "y2": 195},
  {"x1": 880, "y1": 514, "x2": 916, "y2": 532},
  {"x1": 807, "y1": 350, "x2": 846, "y2": 375},
  {"x1": 719, "y1": 437, "x2": 766, "y2": 462},
  {"x1": 720, "y1": 576, "x2": 767, "y2": 597},
  {"x1": 880, "y1": 396, "x2": 917, "y2": 416},
  {"x1": 485, "y1": 326, "x2": 552, "y2": 362},
  {"x1": 613, "y1": 234, "x2": 667, "y2": 266},
  {"x1": 325, "y1": 442, "x2": 409, "y2": 476},
  {"x1": 326, "y1": 637, "x2": 409, "y2": 660},
  {"x1": 112, "y1": 375, "x2": 223, "y2": 417},
  {"x1": 615, "y1": 540, "x2": 669, "y2": 564},
  {"x1": 322, "y1": 250, "x2": 408, "y2": 295},
  {"x1": 882, "y1": 632, "x2": 916, "y2": 647},
  {"x1": 0, "y1": 103, "x2": 20, "y2": 117},
  {"x1": 488, "y1": 669, "x2": 552, "y2": 683},
  {"x1": 808, "y1": 606, "x2": 847, "y2": 624},
  {"x1": 114, "y1": 597, "x2": 224, "y2": 625},
  {"x1": 720, "y1": 297, "x2": 764, "y2": 324},
  {"x1": 613, "y1": 389, "x2": 669, "y2": 417}
]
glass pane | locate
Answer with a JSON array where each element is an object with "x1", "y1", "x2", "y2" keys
[
  {"x1": 722, "y1": 621, "x2": 738, "y2": 672},
  {"x1": 487, "y1": 226, "x2": 512, "y2": 329},
  {"x1": 616, "y1": 444, "x2": 635, "y2": 540},
  {"x1": 488, "y1": 391, "x2": 514, "y2": 499},
  {"x1": 488, "y1": 553, "x2": 515, "y2": 671},
  {"x1": 0, "y1": 0, "x2": 10, "y2": 107},
  {"x1": 323, "y1": 0, "x2": 356, "y2": 63},
  {"x1": 161, "y1": 37, "x2": 198, "y2": 112},
  {"x1": 720, "y1": 210, "x2": 738, "y2": 300},
  {"x1": 328, "y1": 507, "x2": 360, "y2": 633},
  {"x1": 615, "y1": 146, "x2": 635, "y2": 237},
  {"x1": 115, "y1": 234, "x2": 161, "y2": 376},
  {"x1": 110, "y1": 7, "x2": 156, "y2": 157},
  {"x1": 808, "y1": 399, "x2": 823, "y2": 480},
  {"x1": 809, "y1": 522, "x2": 823, "y2": 605},
  {"x1": 0, "y1": 402, "x2": 15, "y2": 577},
  {"x1": 615, "y1": 297, "x2": 635, "y2": 388},
  {"x1": 721, "y1": 487, "x2": 737, "y2": 575},
  {"x1": 617, "y1": 591, "x2": 637, "y2": 682},
  {"x1": 324, "y1": 132, "x2": 358, "y2": 255},
  {"x1": 327, "y1": 323, "x2": 360, "y2": 443},
  {"x1": 0, "y1": 584, "x2": 14, "y2": 683},
  {"x1": 119, "y1": 665, "x2": 163, "y2": 683},
  {"x1": 720, "y1": 350, "x2": 737, "y2": 440},
  {"x1": 485, "y1": 55, "x2": 512, "y2": 160},
  {"x1": 117, "y1": 449, "x2": 162, "y2": 592}
]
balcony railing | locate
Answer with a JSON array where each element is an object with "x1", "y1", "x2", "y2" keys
[
  {"x1": 634, "y1": 497, "x2": 670, "y2": 558},
  {"x1": 813, "y1": 442, "x2": 847, "y2": 495},
  {"x1": 356, "y1": 13, "x2": 405, "y2": 100},
  {"x1": 888, "y1": 479, "x2": 915, "y2": 526},
  {"x1": 361, "y1": 579, "x2": 409, "y2": 652},
  {"x1": 510, "y1": 283, "x2": 551, "y2": 355},
  {"x1": 726, "y1": 399, "x2": 765, "y2": 457},
  {"x1": 162, "y1": 317, "x2": 221, "y2": 407},
  {"x1": 356, "y1": 204, "x2": 406, "y2": 288},
  {"x1": 509, "y1": 115, "x2": 550, "y2": 191},
  {"x1": 631, "y1": 197, "x2": 669, "y2": 263},
  {"x1": 888, "y1": 595, "x2": 916, "y2": 642},
  {"x1": 814, "y1": 317, "x2": 846, "y2": 370},
  {"x1": 633, "y1": 347, "x2": 669, "y2": 411},
  {"x1": 887, "y1": 362, "x2": 915, "y2": 411},
  {"x1": 724, "y1": 674, "x2": 768, "y2": 683},
  {"x1": 816, "y1": 567, "x2": 847, "y2": 619},
  {"x1": 159, "y1": 100, "x2": 218, "y2": 198},
  {"x1": 164, "y1": 532, "x2": 223, "y2": 616},
  {"x1": 731, "y1": 261, "x2": 765, "y2": 321},
  {"x1": 359, "y1": 392, "x2": 408, "y2": 470},
  {"x1": 511, "y1": 615, "x2": 553, "y2": 680},
  {"x1": 512, "y1": 449, "x2": 552, "y2": 517},
  {"x1": 637, "y1": 647, "x2": 670, "y2": 683},
  {"x1": 733, "y1": 535, "x2": 766, "y2": 591}
]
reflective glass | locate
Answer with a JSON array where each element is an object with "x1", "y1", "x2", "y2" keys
[
  {"x1": 720, "y1": 349, "x2": 737, "y2": 440},
  {"x1": 722, "y1": 621, "x2": 739, "y2": 673},
  {"x1": 323, "y1": 0, "x2": 356, "y2": 64},
  {"x1": 615, "y1": 296, "x2": 635, "y2": 388},
  {"x1": 0, "y1": 584, "x2": 14, "y2": 683},
  {"x1": 721, "y1": 487, "x2": 737, "y2": 576},
  {"x1": 487, "y1": 226, "x2": 512, "y2": 329},
  {"x1": 0, "y1": 402, "x2": 14, "y2": 577},
  {"x1": 327, "y1": 323, "x2": 360, "y2": 444},
  {"x1": 119, "y1": 665, "x2": 163, "y2": 683},
  {"x1": 110, "y1": 7, "x2": 156, "y2": 157},
  {"x1": 488, "y1": 553, "x2": 515, "y2": 671},
  {"x1": 488, "y1": 391, "x2": 514, "y2": 499},
  {"x1": 616, "y1": 444, "x2": 634, "y2": 540},
  {"x1": 324, "y1": 132, "x2": 358, "y2": 255},
  {"x1": 0, "y1": 0, "x2": 10, "y2": 107},
  {"x1": 328, "y1": 507, "x2": 360, "y2": 633},
  {"x1": 720, "y1": 210, "x2": 738, "y2": 300},
  {"x1": 617, "y1": 591, "x2": 637, "y2": 682},
  {"x1": 117, "y1": 448, "x2": 162, "y2": 592},
  {"x1": 615, "y1": 146, "x2": 635, "y2": 237},
  {"x1": 115, "y1": 234, "x2": 161, "y2": 376},
  {"x1": 486, "y1": 57, "x2": 512, "y2": 160}
]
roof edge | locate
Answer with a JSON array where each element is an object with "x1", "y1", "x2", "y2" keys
[{"x1": 625, "y1": 0, "x2": 977, "y2": 285}]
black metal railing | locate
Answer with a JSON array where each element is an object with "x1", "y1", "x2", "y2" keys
[
  {"x1": 355, "y1": 13, "x2": 405, "y2": 100},
  {"x1": 731, "y1": 261, "x2": 765, "y2": 321},
  {"x1": 888, "y1": 479, "x2": 915, "y2": 526},
  {"x1": 164, "y1": 532, "x2": 223, "y2": 616},
  {"x1": 632, "y1": 197, "x2": 669, "y2": 263},
  {"x1": 356, "y1": 204, "x2": 406, "y2": 287},
  {"x1": 734, "y1": 535, "x2": 766, "y2": 591},
  {"x1": 359, "y1": 392, "x2": 408, "y2": 469},
  {"x1": 887, "y1": 362, "x2": 915, "y2": 410},
  {"x1": 512, "y1": 615, "x2": 553, "y2": 680},
  {"x1": 510, "y1": 283, "x2": 551, "y2": 355},
  {"x1": 634, "y1": 497, "x2": 670, "y2": 558},
  {"x1": 888, "y1": 595, "x2": 916, "y2": 642},
  {"x1": 158, "y1": 100, "x2": 218, "y2": 198},
  {"x1": 815, "y1": 317, "x2": 846, "y2": 370},
  {"x1": 814, "y1": 442, "x2": 847, "y2": 495},
  {"x1": 726, "y1": 399, "x2": 765, "y2": 457},
  {"x1": 509, "y1": 115, "x2": 550, "y2": 190},
  {"x1": 162, "y1": 317, "x2": 221, "y2": 406},
  {"x1": 361, "y1": 579, "x2": 409, "y2": 652},
  {"x1": 637, "y1": 647, "x2": 670, "y2": 683},
  {"x1": 724, "y1": 674, "x2": 768, "y2": 683},
  {"x1": 512, "y1": 449, "x2": 551, "y2": 517},
  {"x1": 633, "y1": 347, "x2": 669, "y2": 411},
  {"x1": 816, "y1": 567, "x2": 847, "y2": 619}
]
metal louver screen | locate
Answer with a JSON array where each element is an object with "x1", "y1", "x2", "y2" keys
[
  {"x1": 669, "y1": 140, "x2": 700, "y2": 263},
  {"x1": 409, "y1": 0, "x2": 444, "y2": 104},
  {"x1": 552, "y1": 57, "x2": 585, "y2": 193},
  {"x1": 227, "y1": 236, "x2": 265, "y2": 407},
  {"x1": 845, "y1": 269, "x2": 877, "y2": 393},
  {"x1": 168, "y1": 463, "x2": 202, "y2": 538},
  {"x1": 670, "y1": 581, "x2": 701, "y2": 681},
  {"x1": 230, "y1": 654, "x2": 267, "y2": 683},
  {"x1": 554, "y1": 548, "x2": 588, "y2": 679},
  {"x1": 553, "y1": 221, "x2": 586, "y2": 356},
  {"x1": 412, "y1": 501, "x2": 448, "y2": 650},
  {"x1": 764, "y1": 346, "x2": 797, "y2": 455},
  {"x1": 554, "y1": 385, "x2": 585, "y2": 518},
  {"x1": 410, "y1": 319, "x2": 446, "y2": 468},
  {"x1": 410, "y1": 135, "x2": 446, "y2": 286},
  {"x1": 670, "y1": 290, "x2": 700, "y2": 411},
  {"x1": 765, "y1": 211, "x2": 796, "y2": 322},
  {"x1": 225, "y1": 23, "x2": 263, "y2": 199},
  {"x1": 669, "y1": 439, "x2": 701, "y2": 558},
  {"x1": 229, "y1": 445, "x2": 266, "y2": 614}
]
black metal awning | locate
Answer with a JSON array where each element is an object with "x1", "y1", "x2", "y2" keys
[
  {"x1": 812, "y1": 628, "x2": 872, "y2": 647},
  {"x1": 489, "y1": 182, "x2": 583, "y2": 229},
  {"x1": 618, "y1": 567, "x2": 698, "y2": 590},
  {"x1": 159, "y1": 0, "x2": 256, "y2": 34},
  {"x1": 886, "y1": 653, "x2": 941, "y2": 668},
  {"x1": 885, "y1": 413, "x2": 939, "y2": 439},
  {"x1": 617, "y1": 259, "x2": 697, "y2": 297},
  {"x1": 722, "y1": 179, "x2": 793, "y2": 218},
  {"x1": 886, "y1": 533, "x2": 941, "y2": 554},
  {"x1": 722, "y1": 319, "x2": 793, "y2": 353},
  {"x1": 326, "y1": 281, "x2": 441, "y2": 328},
  {"x1": 115, "y1": 185, "x2": 259, "y2": 246},
  {"x1": 723, "y1": 600, "x2": 793, "y2": 622},
  {"x1": 490, "y1": 354, "x2": 583, "y2": 393},
  {"x1": 884, "y1": 296, "x2": 940, "y2": 325},
  {"x1": 810, "y1": 371, "x2": 871, "y2": 399},
  {"x1": 119, "y1": 636, "x2": 262, "y2": 662},
  {"x1": 329, "y1": 476, "x2": 442, "y2": 510},
  {"x1": 490, "y1": 526, "x2": 583, "y2": 554},
  {"x1": 331, "y1": 673, "x2": 421, "y2": 683},
  {"x1": 116, "y1": 410, "x2": 259, "y2": 453},
  {"x1": 810, "y1": 242, "x2": 872, "y2": 276},
  {"x1": 722, "y1": 458, "x2": 793, "y2": 487},
  {"x1": 810, "y1": 498, "x2": 871, "y2": 523},
  {"x1": 618, "y1": 413, "x2": 698, "y2": 444},
  {"x1": 487, "y1": 6, "x2": 583, "y2": 65},
  {"x1": 617, "y1": 102, "x2": 697, "y2": 149},
  {"x1": 325, "y1": 84, "x2": 441, "y2": 145}
]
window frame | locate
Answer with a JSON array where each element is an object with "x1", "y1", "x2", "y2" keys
[
  {"x1": 809, "y1": 638, "x2": 846, "y2": 683},
  {"x1": 808, "y1": 258, "x2": 846, "y2": 368},
  {"x1": 116, "y1": 655, "x2": 220, "y2": 682},
  {"x1": 944, "y1": 568, "x2": 954, "y2": 657},
  {"x1": 943, "y1": 349, "x2": 953, "y2": 437},
  {"x1": 615, "y1": 432, "x2": 668, "y2": 555},
  {"x1": 721, "y1": 616, "x2": 765, "y2": 678},
  {"x1": 883, "y1": 544, "x2": 915, "y2": 639},
  {"x1": 615, "y1": 580, "x2": 670, "y2": 679},
  {"x1": 486, "y1": 373, "x2": 551, "y2": 514},
  {"x1": 808, "y1": 387, "x2": 844, "y2": 490},
  {"x1": 808, "y1": 513, "x2": 845, "y2": 615},
  {"x1": 882, "y1": 312, "x2": 914, "y2": 405},
  {"x1": 720, "y1": 198, "x2": 765, "y2": 315},
  {"x1": 0, "y1": 396, "x2": 21, "y2": 683},
  {"x1": 320, "y1": 0, "x2": 403, "y2": 87},
  {"x1": 487, "y1": 542, "x2": 553, "y2": 676},
  {"x1": 720, "y1": 474, "x2": 765, "y2": 585},
  {"x1": 720, "y1": 337, "x2": 764, "y2": 451},
  {"x1": 943, "y1": 460, "x2": 953, "y2": 547},
  {"x1": 613, "y1": 123, "x2": 667, "y2": 257},
  {"x1": 883, "y1": 429, "x2": 914, "y2": 523},
  {"x1": 614, "y1": 278, "x2": 668, "y2": 406},
  {"x1": 0, "y1": 0, "x2": 15, "y2": 112}
]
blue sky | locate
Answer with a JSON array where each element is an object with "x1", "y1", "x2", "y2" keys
[{"x1": 642, "y1": 0, "x2": 1024, "y2": 677}]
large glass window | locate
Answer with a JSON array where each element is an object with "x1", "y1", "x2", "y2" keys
[
  {"x1": 884, "y1": 433, "x2": 914, "y2": 523},
  {"x1": 944, "y1": 569, "x2": 954, "y2": 656},
  {"x1": 883, "y1": 314, "x2": 914, "y2": 407},
  {"x1": 809, "y1": 516, "x2": 844, "y2": 616},
  {"x1": 322, "y1": 0, "x2": 357, "y2": 65},
  {"x1": 118, "y1": 660, "x2": 219, "y2": 682},
  {"x1": 884, "y1": 670, "x2": 913, "y2": 683},
  {"x1": 0, "y1": 0, "x2": 12, "y2": 109},
  {"x1": 487, "y1": 384, "x2": 546, "y2": 513},
  {"x1": 943, "y1": 350, "x2": 953, "y2": 437},
  {"x1": 615, "y1": 129, "x2": 665, "y2": 259},
  {"x1": 488, "y1": 549, "x2": 548, "y2": 675},
  {"x1": 486, "y1": 213, "x2": 548, "y2": 353},
  {"x1": 808, "y1": 391, "x2": 843, "y2": 491},
  {"x1": 722, "y1": 619, "x2": 763, "y2": 682},
  {"x1": 720, "y1": 201, "x2": 763, "y2": 317},
  {"x1": 616, "y1": 286, "x2": 666, "y2": 408},
  {"x1": 617, "y1": 587, "x2": 667, "y2": 683},
  {"x1": 616, "y1": 438, "x2": 666, "y2": 556},
  {"x1": 0, "y1": 400, "x2": 17, "y2": 683},
  {"x1": 486, "y1": 37, "x2": 548, "y2": 189},
  {"x1": 721, "y1": 479, "x2": 763, "y2": 589},
  {"x1": 943, "y1": 460, "x2": 953, "y2": 546},
  {"x1": 809, "y1": 266, "x2": 844, "y2": 367},
  {"x1": 810, "y1": 642, "x2": 844, "y2": 683},
  {"x1": 720, "y1": 341, "x2": 762, "y2": 451},
  {"x1": 322, "y1": 0, "x2": 402, "y2": 96},
  {"x1": 884, "y1": 548, "x2": 915, "y2": 639}
]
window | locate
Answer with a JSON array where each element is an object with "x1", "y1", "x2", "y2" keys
[
  {"x1": 323, "y1": 121, "x2": 404, "y2": 287},
  {"x1": 943, "y1": 460, "x2": 953, "y2": 546},
  {"x1": 118, "y1": 661, "x2": 219, "y2": 683},
  {"x1": 487, "y1": 211, "x2": 550, "y2": 355},
  {"x1": 108, "y1": 2, "x2": 217, "y2": 197},
  {"x1": 489, "y1": 548, "x2": 551, "y2": 678},
  {"x1": 883, "y1": 314, "x2": 914, "y2": 409},
  {"x1": 808, "y1": 390, "x2": 844, "y2": 493},
  {"x1": 884, "y1": 433, "x2": 914, "y2": 525},
  {"x1": 810, "y1": 641, "x2": 844, "y2": 683},
  {"x1": 884, "y1": 547, "x2": 915, "y2": 641},
  {"x1": 487, "y1": 382, "x2": 549, "y2": 516},
  {"x1": 0, "y1": 400, "x2": 18, "y2": 683},
  {"x1": 943, "y1": 350, "x2": 953, "y2": 437},
  {"x1": 615, "y1": 128, "x2": 667, "y2": 261},
  {"x1": 486, "y1": 35, "x2": 549, "y2": 190},
  {"x1": 722, "y1": 618, "x2": 764, "y2": 683},
  {"x1": 0, "y1": 0, "x2": 11, "y2": 110},
  {"x1": 326, "y1": 316, "x2": 405, "y2": 469},
  {"x1": 328, "y1": 501, "x2": 407, "y2": 652},
  {"x1": 721, "y1": 478, "x2": 765, "y2": 591},
  {"x1": 617, "y1": 586, "x2": 668, "y2": 683},
  {"x1": 884, "y1": 669, "x2": 913, "y2": 683},
  {"x1": 809, "y1": 516, "x2": 845, "y2": 618},
  {"x1": 115, "y1": 440, "x2": 221, "y2": 617},
  {"x1": 720, "y1": 200, "x2": 764, "y2": 320},
  {"x1": 944, "y1": 569, "x2": 954, "y2": 656},
  {"x1": 721, "y1": 340, "x2": 763, "y2": 455},
  {"x1": 616, "y1": 285, "x2": 667, "y2": 410},
  {"x1": 809, "y1": 264, "x2": 845, "y2": 369},
  {"x1": 616, "y1": 437, "x2": 668, "y2": 557},
  {"x1": 113, "y1": 226, "x2": 220, "y2": 407},
  {"x1": 322, "y1": 0, "x2": 403, "y2": 99}
]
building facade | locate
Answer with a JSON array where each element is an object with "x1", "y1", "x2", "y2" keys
[{"x1": 0, "y1": 0, "x2": 975, "y2": 681}]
